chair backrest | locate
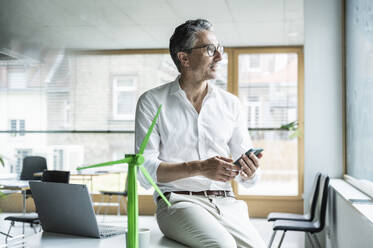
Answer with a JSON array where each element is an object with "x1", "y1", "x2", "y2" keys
[
  {"x1": 20, "y1": 156, "x2": 48, "y2": 180},
  {"x1": 306, "y1": 172, "x2": 322, "y2": 220},
  {"x1": 42, "y1": 170, "x2": 70, "y2": 184},
  {"x1": 312, "y1": 173, "x2": 330, "y2": 232}
]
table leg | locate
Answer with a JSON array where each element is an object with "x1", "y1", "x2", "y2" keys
[
  {"x1": 22, "y1": 190, "x2": 26, "y2": 234},
  {"x1": 90, "y1": 175, "x2": 93, "y2": 192}
]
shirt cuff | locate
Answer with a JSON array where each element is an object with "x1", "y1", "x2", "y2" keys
[{"x1": 236, "y1": 168, "x2": 261, "y2": 188}]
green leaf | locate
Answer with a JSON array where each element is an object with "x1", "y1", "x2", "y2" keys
[
  {"x1": 139, "y1": 105, "x2": 162, "y2": 155},
  {"x1": 138, "y1": 165, "x2": 171, "y2": 207},
  {"x1": 0, "y1": 157, "x2": 4, "y2": 167},
  {"x1": 280, "y1": 121, "x2": 298, "y2": 131}
]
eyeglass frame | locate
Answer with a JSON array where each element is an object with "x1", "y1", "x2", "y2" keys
[{"x1": 184, "y1": 44, "x2": 224, "y2": 57}]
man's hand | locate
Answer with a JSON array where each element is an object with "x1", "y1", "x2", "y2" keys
[
  {"x1": 200, "y1": 156, "x2": 241, "y2": 182},
  {"x1": 237, "y1": 152, "x2": 262, "y2": 181}
]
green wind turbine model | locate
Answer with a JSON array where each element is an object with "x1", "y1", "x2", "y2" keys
[{"x1": 77, "y1": 105, "x2": 171, "y2": 248}]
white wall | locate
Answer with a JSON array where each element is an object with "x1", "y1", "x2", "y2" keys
[{"x1": 304, "y1": 0, "x2": 344, "y2": 246}]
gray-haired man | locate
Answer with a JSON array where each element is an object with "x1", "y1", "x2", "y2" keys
[{"x1": 135, "y1": 19, "x2": 266, "y2": 248}]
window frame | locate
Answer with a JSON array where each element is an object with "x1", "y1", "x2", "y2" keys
[{"x1": 227, "y1": 46, "x2": 304, "y2": 216}]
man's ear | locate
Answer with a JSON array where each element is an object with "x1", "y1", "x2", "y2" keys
[{"x1": 177, "y1": 52, "x2": 190, "y2": 68}]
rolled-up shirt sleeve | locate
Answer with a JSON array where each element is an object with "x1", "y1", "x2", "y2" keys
[
  {"x1": 228, "y1": 98, "x2": 260, "y2": 188},
  {"x1": 135, "y1": 93, "x2": 162, "y2": 189}
]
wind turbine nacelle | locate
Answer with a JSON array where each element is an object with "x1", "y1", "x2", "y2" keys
[{"x1": 125, "y1": 154, "x2": 145, "y2": 166}]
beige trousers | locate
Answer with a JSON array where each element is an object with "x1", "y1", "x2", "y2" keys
[{"x1": 156, "y1": 192, "x2": 267, "y2": 248}]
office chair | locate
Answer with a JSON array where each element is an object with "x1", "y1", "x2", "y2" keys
[
  {"x1": 268, "y1": 174, "x2": 330, "y2": 248},
  {"x1": 267, "y1": 172, "x2": 321, "y2": 222},
  {"x1": 95, "y1": 190, "x2": 127, "y2": 216},
  {"x1": 19, "y1": 156, "x2": 47, "y2": 197},
  {"x1": 20, "y1": 156, "x2": 47, "y2": 181},
  {"x1": 4, "y1": 170, "x2": 70, "y2": 243},
  {"x1": 95, "y1": 174, "x2": 128, "y2": 217}
]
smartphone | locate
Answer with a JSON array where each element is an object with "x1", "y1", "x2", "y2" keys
[{"x1": 234, "y1": 148, "x2": 264, "y2": 167}]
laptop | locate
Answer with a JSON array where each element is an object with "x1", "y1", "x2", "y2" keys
[{"x1": 29, "y1": 181, "x2": 126, "y2": 238}]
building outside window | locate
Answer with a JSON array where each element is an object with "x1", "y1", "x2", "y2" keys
[
  {"x1": 9, "y1": 119, "x2": 26, "y2": 137},
  {"x1": 53, "y1": 149, "x2": 64, "y2": 170},
  {"x1": 112, "y1": 75, "x2": 137, "y2": 121},
  {"x1": 15, "y1": 149, "x2": 32, "y2": 175}
]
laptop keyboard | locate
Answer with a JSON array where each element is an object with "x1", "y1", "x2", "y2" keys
[{"x1": 98, "y1": 225, "x2": 126, "y2": 238}]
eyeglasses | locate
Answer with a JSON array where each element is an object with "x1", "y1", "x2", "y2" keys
[{"x1": 188, "y1": 44, "x2": 224, "y2": 57}]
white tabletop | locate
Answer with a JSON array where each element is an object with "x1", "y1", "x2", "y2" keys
[{"x1": 3, "y1": 215, "x2": 188, "y2": 248}]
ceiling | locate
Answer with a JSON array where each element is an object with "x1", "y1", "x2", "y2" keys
[{"x1": 0, "y1": 0, "x2": 303, "y2": 55}]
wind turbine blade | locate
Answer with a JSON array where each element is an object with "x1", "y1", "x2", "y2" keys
[
  {"x1": 77, "y1": 157, "x2": 132, "y2": 171},
  {"x1": 138, "y1": 105, "x2": 162, "y2": 155},
  {"x1": 138, "y1": 165, "x2": 171, "y2": 207}
]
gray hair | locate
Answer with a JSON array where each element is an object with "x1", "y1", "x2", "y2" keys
[{"x1": 169, "y1": 19, "x2": 213, "y2": 72}]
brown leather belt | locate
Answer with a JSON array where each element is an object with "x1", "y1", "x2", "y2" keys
[{"x1": 157, "y1": 190, "x2": 234, "y2": 202}]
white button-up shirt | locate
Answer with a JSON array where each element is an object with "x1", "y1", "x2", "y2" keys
[{"x1": 135, "y1": 76, "x2": 259, "y2": 201}]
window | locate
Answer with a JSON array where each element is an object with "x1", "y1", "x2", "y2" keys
[
  {"x1": 0, "y1": 48, "x2": 302, "y2": 216},
  {"x1": 19, "y1": 120, "x2": 25, "y2": 136},
  {"x1": 15, "y1": 149, "x2": 32, "y2": 175},
  {"x1": 53, "y1": 149, "x2": 64, "y2": 170},
  {"x1": 235, "y1": 50, "x2": 302, "y2": 197},
  {"x1": 345, "y1": 0, "x2": 373, "y2": 192},
  {"x1": 8, "y1": 66, "x2": 27, "y2": 89},
  {"x1": 248, "y1": 54, "x2": 261, "y2": 71},
  {"x1": 112, "y1": 76, "x2": 137, "y2": 120},
  {"x1": 9, "y1": 120, "x2": 26, "y2": 137},
  {"x1": 10, "y1": 120, "x2": 17, "y2": 136}
]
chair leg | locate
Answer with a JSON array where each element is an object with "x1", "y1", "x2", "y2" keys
[
  {"x1": 122, "y1": 197, "x2": 127, "y2": 215},
  {"x1": 306, "y1": 232, "x2": 316, "y2": 248},
  {"x1": 117, "y1": 195, "x2": 120, "y2": 216},
  {"x1": 5, "y1": 221, "x2": 14, "y2": 243},
  {"x1": 277, "y1": 231, "x2": 287, "y2": 248},
  {"x1": 0, "y1": 231, "x2": 12, "y2": 238},
  {"x1": 96, "y1": 194, "x2": 105, "y2": 215},
  {"x1": 104, "y1": 195, "x2": 112, "y2": 217},
  {"x1": 310, "y1": 233, "x2": 322, "y2": 248},
  {"x1": 268, "y1": 230, "x2": 277, "y2": 248}
]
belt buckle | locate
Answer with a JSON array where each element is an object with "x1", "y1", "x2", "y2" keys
[
  {"x1": 223, "y1": 191, "x2": 227, "y2": 197},
  {"x1": 203, "y1": 191, "x2": 208, "y2": 197}
]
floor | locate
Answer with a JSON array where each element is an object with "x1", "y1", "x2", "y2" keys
[{"x1": 0, "y1": 213, "x2": 304, "y2": 247}]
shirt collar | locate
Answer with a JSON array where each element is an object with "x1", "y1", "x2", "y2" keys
[{"x1": 169, "y1": 75, "x2": 216, "y2": 96}]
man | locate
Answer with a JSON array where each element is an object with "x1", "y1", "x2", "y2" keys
[{"x1": 135, "y1": 19, "x2": 266, "y2": 248}]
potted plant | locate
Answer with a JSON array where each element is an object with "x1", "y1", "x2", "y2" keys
[{"x1": 280, "y1": 120, "x2": 302, "y2": 139}]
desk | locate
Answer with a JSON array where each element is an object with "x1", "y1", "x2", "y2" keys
[
  {"x1": 0, "y1": 180, "x2": 33, "y2": 234},
  {"x1": 33, "y1": 171, "x2": 124, "y2": 192},
  {"x1": 8, "y1": 231, "x2": 187, "y2": 248},
  {"x1": 0, "y1": 180, "x2": 30, "y2": 214},
  {"x1": 2, "y1": 215, "x2": 188, "y2": 248}
]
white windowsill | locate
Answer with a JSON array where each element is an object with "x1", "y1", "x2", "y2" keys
[{"x1": 330, "y1": 179, "x2": 373, "y2": 224}]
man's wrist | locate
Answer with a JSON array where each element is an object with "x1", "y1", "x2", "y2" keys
[{"x1": 185, "y1": 160, "x2": 202, "y2": 177}]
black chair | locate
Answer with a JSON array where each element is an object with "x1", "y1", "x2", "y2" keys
[
  {"x1": 4, "y1": 170, "x2": 70, "y2": 243},
  {"x1": 20, "y1": 156, "x2": 47, "y2": 181},
  {"x1": 268, "y1": 174, "x2": 330, "y2": 248},
  {"x1": 267, "y1": 172, "x2": 321, "y2": 222},
  {"x1": 20, "y1": 156, "x2": 47, "y2": 197}
]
